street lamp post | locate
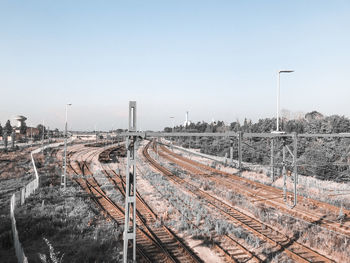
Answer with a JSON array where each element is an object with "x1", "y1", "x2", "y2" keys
[
  {"x1": 62, "y1": 103, "x2": 72, "y2": 189},
  {"x1": 42, "y1": 120, "x2": 45, "y2": 152},
  {"x1": 276, "y1": 70, "x2": 294, "y2": 131}
]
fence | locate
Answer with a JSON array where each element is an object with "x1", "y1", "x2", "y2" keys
[
  {"x1": 10, "y1": 195, "x2": 28, "y2": 263},
  {"x1": 9, "y1": 139, "x2": 71, "y2": 262},
  {"x1": 10, "y1": 151, "x2": 40, "y2": 262}
]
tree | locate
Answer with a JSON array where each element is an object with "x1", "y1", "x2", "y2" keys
[
  {"x1": 20, "y1": 122, "x2": 27, "y2": 135},
  {"x1": 230, "y1": 121, "x2": 241, "y2": 132},
  {"x1": 4, "y1": 120, "x2": 12, "y2": 134}
]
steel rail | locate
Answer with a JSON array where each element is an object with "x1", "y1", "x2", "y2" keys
[
  {"x1": 144, "y1": 142, "x2": 334, "y2": 263},
  {"x1": 65, "y1": 145, "x2": 175, "y2": 263},
  {"x1": 159, "y1": 144, "x2": 350, "y2": 237},
  {"x1": 98, "y1": 146, "x2": 204, "y2": 263}
]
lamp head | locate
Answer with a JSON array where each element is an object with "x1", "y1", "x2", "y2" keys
[{"x1": 279, "y1": 70, "x2": 294, "y2": 74}]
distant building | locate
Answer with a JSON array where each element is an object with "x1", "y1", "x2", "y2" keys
[
  {"x1": 13, "y1": 115, "x2": 27, "y2": 128},
  {"x1": 26, "y1": 127, "x2": 40, "y2": 138}
]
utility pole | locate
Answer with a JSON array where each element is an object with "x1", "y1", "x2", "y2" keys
[
  {"x1": 124, "y1": 101, "x2": 137, "y2": 263},
  {"x1": 62, "y1": 103, "x2": 72, "y2": 189},
  {"x1": 282, "y1": 139, "x2": 287, "y2": 202},
  {"x1": 30, "y1": 126, "x2": 33, "y2": 146},
  {"x1": 270, "y1": 138, "x2": 274, "y2": 181},
  {"x1": 170, "y1": 116, "x2": 175, "y2": 146},
  {"x1": 238, "y1": 131, "x2": 243, "y2": 170},
  {"x1": 41, "y1": 120, "x2": 45, "y2": 152},
  {"x1": 229, "y1": 137, "x2": 234, "y2": 164}
]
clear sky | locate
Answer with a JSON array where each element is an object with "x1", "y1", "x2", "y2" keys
[{"x1": 1, "y1": 1, "x2": 349, "y2": 131}]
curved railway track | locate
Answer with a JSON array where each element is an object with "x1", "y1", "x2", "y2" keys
[
  {"x1": 157, "y1": 143, "x2": 350, "y2": 237},
  {"x1": 99, "y1": 146, "x2": 259, "y2": 263},
  {"x1": 98, "y1": 146, "x2": 204, "y2": 263},
  {"x1": 143, "y1": 141, "x2": 334, "y2": 263},
  {"x1": 65, "y1": 144, "x2": 202, "y2": 263}
]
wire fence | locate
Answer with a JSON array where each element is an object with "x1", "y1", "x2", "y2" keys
[
  {"x1": 9, "y1": 139, "x2": 72, "y2": 262},
  {"x1": 10, "y1": 155, "x2": 39, "y2": 263},
  {"x1": 10, "y1": 194, "x2": 28, "y2": 263}
]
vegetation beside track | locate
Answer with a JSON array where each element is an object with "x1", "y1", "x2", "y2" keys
[
  {"x1": 1, "y1": 147, "x2": 123, "y2": 263},
  {"x1": 14, "y1": 186, "x2": 123, "y2": 263},
  {"x1": 165, "y1": 114, "x2": 350, "y2": 182}
]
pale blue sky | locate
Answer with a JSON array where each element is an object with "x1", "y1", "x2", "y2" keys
[{"x1": 1, "y1": 1, "x2": 349, "y2": 131}]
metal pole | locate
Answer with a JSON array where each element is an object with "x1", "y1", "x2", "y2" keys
[
  {"x1": 42, "y1": 120, "x2": 44, "y2": 152},
  {"x1": 293, "y1": 132, "x2": 298, "y2": 207},
  {"x1": 238, "y1": 131, "x2": 243, "y2": 170},
  {"x1": 230, "y1": 137, "x2": 234, "y2": 164},
  {"x1": 277, "y1": 72, "x2": 280, "y2": 131},
  {"x1": 282, "y1": 142, "x2": 286, "y2": 202},
  {"x1": 63, "y1": 103, "x2": 71, "y2": 189},
  {"x1": 124, "y1": 101, "x2": 137, "y2": 263},
  {"x1": 63, "y1": 107, "x2": 67, "y2": 189},
  {"x1": 271, "y1": 138, "x2": 274, "y2": 182}
]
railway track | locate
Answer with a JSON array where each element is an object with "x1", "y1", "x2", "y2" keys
[
  {"x1": 98, "y1": 145, "x2": 204, "y2": 263},
  {"x1": 66, "y1": 144, "x2": 202, "y2": 263},
  {"x1": 158, "y1": 143, "x2": 350, "y2": 237},
  {"x1": 144, "y1": 141, "x2": 334, "y2": 263},
  {"x1": 100, "y1": 145, "x2": 260, "y2": 263},
  {"x1": 67, "y1": 146, "x2": 167, "y2": 262}
]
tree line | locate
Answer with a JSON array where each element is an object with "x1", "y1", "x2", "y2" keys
[
  {"x1": 164, "y1": 112, "x2": 350, "y2": 182},
  {"x1": 0, "y1": 120, "x2": 61, "y2": 142}
]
